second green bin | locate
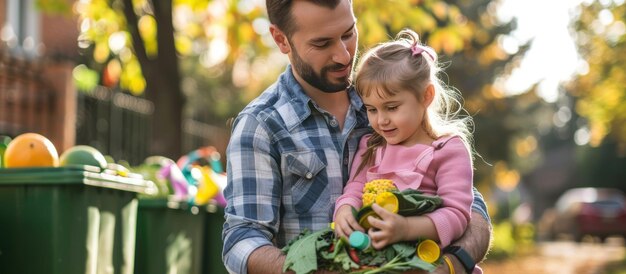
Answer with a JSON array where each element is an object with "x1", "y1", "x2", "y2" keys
[{"x1": 134, "y1": 198, "x2": 228, "y2": 274}]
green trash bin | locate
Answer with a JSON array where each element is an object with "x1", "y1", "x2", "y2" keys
[
  {"x1": 0, "y1": 166, "x2": 156, "y2": 274},
  {"x1": 134, "y1": 198, "x2": 206, "y2": 274},
  {"x1": 134, "y1": 199, "x2": 228, "y2": 274},
  {"x1": 202, "y1": 204, "x2": 227, "y2": 274}
]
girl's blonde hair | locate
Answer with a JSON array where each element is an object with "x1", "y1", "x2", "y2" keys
[{"x1": 354, "y1": 29, "x2": 475, "y2": 173}]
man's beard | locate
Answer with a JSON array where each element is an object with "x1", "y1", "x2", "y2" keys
[{"x1": 291, "y1": 46, "x2": 351, "y2": 93}]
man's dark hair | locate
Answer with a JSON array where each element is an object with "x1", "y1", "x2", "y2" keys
[{"x1": 266, "y1": 0, "x2": 342, "y2": 37}]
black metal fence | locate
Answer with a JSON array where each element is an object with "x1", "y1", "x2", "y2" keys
[
  {"x1": 76, "y1": 86, "x2": 153, "y2": 166},
  {"x1": 0, "y1": 54, "x2": 56, "y2": 137},
  {"x1": 76, "y1": 86, "x2": 230, "y2": 166}
]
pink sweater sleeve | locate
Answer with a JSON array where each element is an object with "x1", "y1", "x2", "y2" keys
[
  {"x1": 425, "y1": 137, "x2": 474, "y2": 247},
  {"x1": 333, "y1": 135, "x2": 371, "y2": 220}
]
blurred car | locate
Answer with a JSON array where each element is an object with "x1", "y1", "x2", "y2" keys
[{"x1": 539, "y1": 187, "x2": 626, "y2": 241}]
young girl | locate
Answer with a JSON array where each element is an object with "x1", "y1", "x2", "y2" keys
[{"x1": 334, "y1": 29, "x2": 475, "y2": 251}]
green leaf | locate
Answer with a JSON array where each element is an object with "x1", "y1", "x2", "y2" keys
[
  {"x1": 282, "y1": 228, "x2": 331, "y2": 274},
  {"x1": 404, "y1": 256, "x2": 437, "y2": 272},
  {"x1": 334, "y1": 251, "x2": 360, "y2": 271},
  {"x1": 391, "y1": 242, "x2": 417, "y2": 258}
]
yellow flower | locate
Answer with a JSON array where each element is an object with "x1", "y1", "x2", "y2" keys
[
  {"x1": 361, "y1": 179, "x2": 397, "y2": 206},
  {"x1": 362, "y1": 192, "x2": 377, "y2": 206}
]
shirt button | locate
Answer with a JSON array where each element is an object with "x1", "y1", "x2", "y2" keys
[
  {"x1": 305, "y1": 172, "x2": 313, "y2": 179},
  {"x1": 330, "y1": 119, "x2": 338, "y2": 127},
  {"x1": 343, "y1": 158, "x2": 349, "y2": 165}
]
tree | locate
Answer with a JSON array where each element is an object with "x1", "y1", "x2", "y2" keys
[
  {"x1": 74, "y1": 0, "x2": 265, "y2": 159},
  {"x1": 441, "y1": 0, "x2": 530, "y2": 194},
  {"x1": 567, "y1": 1, "x2": 626, "y2": 152}
]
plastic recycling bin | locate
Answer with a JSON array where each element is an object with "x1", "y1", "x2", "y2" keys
[
  {"x1": 0, "y1": 166, "x2": 156, "y2": 274},
  {"x1": 134, "y1": 198, "x2": 206, "y2": 274},
  {"x1": 202, "y1": 203, "x2": 227, "y2": 274},
  {"x1": 134, "y1": 198, "x2": 228, "y2": 274}
]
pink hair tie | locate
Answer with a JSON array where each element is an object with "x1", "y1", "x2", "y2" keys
[{"x1": 411, "y1": 44, "x2": 435, "y2": 61}]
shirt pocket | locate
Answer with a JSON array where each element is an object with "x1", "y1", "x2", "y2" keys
[{"x1": 284, "y1": 151, "x2": 328, "y2": 215}]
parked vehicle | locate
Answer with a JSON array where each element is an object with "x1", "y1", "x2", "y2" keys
[{"x1": 539, "y1": 187, "x2": 626, "y2": 241}]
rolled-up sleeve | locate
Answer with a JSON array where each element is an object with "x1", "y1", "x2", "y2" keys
[
  {"x1": 471, "y1": 187, "x2": 490, "y2": 223},
  {"x1": 222, "y1": 113, "x2": 283, "y2": 274}
]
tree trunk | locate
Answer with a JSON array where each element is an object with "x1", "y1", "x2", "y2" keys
[{"x1": 122, "y1": 0, "x2": 183, "y2": 160}]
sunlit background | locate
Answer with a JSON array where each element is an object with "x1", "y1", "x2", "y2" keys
[{"x1": 1, "y1": 0, "x2": 626, "y2": 273}]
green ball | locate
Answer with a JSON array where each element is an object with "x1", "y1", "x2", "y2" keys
[{"x1": 60, "y1": 145, "x2": 108, "y2": 169}]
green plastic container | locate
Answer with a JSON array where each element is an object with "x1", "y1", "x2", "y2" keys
[
  {"x1": 135, "y1": 198, "x2": 206, "y2": 274},
  {"x1": 202, "y1": 204, "x2": 227, "y2": 274},
  {"x1": 134, "y1": 199, "x2": 228, "y2": 274},
  {"x1": 0, "y1": 166, "x2": 156, "y2": 274}
]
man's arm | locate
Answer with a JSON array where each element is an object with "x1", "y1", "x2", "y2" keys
[
  {"x1": 436, "y1": 211, "x2": 492, "y2": 274},
  {"x1": 248, "y1": 246, "x2": 338, "y2": 274},
  {"x1": 222, "y1": 114, "x2": 285, "y2": 273},
  {"x1": 248, "y1": 246, "x2": 289, "y2": 274},
  {"x1": 455, "y1": 211, "x2": 492, "y2": 263},
  {"x1": 433, "y1": 186, "x2": 493, "y2": 274}
]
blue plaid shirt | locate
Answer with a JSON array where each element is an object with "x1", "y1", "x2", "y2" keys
[{"x1": 221, "y1": 66, "x2": 491, "y2": 274}]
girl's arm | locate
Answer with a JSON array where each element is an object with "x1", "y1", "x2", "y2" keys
[
  {"x1": 367, "y1": 204, "x2": 439, "y2": 249},
  {"x1": 425, "y1": 137, "x2": 474, "y2": 247}
]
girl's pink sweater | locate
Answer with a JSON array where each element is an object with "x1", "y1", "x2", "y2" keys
[{"x1": 334, "y1": 135, "x2": 473, "y2": 247}]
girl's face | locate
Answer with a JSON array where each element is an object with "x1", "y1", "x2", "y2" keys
[{"x1": 362, "y1": 87, "x2": 432, "y2": 146}]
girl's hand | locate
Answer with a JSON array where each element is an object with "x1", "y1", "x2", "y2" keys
[
  {"x1": 367, "y1": 203, "x2": 410, "y2": 249},
  {"x1": 334, "y1": 205, "x2": 363, "y2": 238}
]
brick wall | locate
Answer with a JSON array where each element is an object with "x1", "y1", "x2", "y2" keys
[
  {"x1": 0, "y1": 0, "x2": 78, "y2": 152},
  {"x1": 0, "y1": 0, "x2": 6, "y2": 30},
  {"x1": 41, "y1": 3, "x2": 79, "y2": 59},
  {"x1": 0, "y1": 55, "x2": 76, "y2": 153}
]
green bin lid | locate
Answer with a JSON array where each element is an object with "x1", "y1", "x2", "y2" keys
[
  {"x1": 138, "y1": 196, "x2": 222, "y2": 214},
  {"x1": 0, "y1": 165, "x2": 157, "y2": 194}
]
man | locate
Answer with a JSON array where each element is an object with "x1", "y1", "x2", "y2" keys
[{"x1": 222, "y1": 1, "x2": 492, "y2": 273}]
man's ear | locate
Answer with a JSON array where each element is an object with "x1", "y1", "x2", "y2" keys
[
  {"x1": 269, "y1": 24, "x2": 291, "y2": 54},
  {"x1": 423, "y1": 84, "x2": 435, "y2": 107}
]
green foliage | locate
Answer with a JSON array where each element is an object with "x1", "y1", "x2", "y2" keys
[
  {"x1": 282, "y1": 229, "x2": 330, "y2": 274},
  {"x1": 0, "y1": 136, "x2": 11, "y2": 168},
  {"x1": 605, "y1": 260, "x2": 626, "y2": 274},
  {"x1": 568, "y1": 1, "x2": 626, "y2": 151},
  {"x1": 282, "y1": 228, "x2": 439, "y2": 274},
  {"x1": 489, "y1": 221, "x2": 536, "y2": 261},
  {"x1": 353, "y1": 0, "x2": 478, "y2": 55},
  {"x1": 36, "y1": 0, "x2": 71, "y2": 15},
  {"x1": 72, "y1": 64, "x2": 100, "y2": 91},
  {"x1": 74, "y1": 0, "x2": 489, "y2": 97}
]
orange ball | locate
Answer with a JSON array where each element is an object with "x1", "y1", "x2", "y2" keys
[{"x1": 3, "y1": 133, "x2": 59, "y2": 168}]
